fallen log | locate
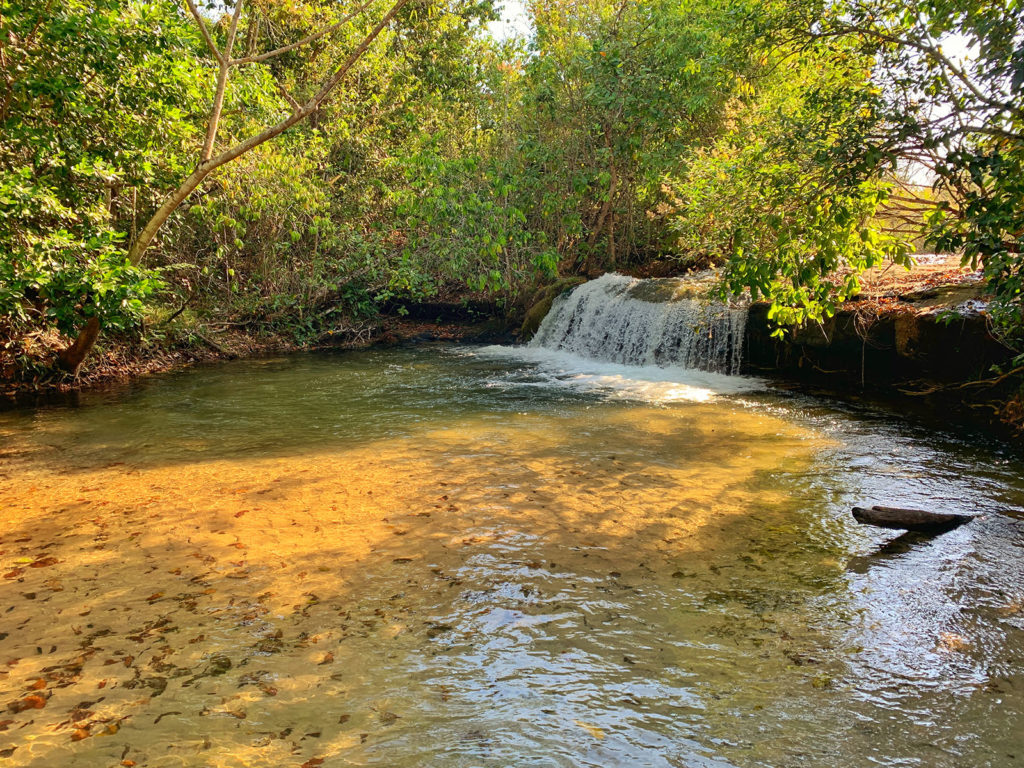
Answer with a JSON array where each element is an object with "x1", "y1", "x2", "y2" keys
[{"x1": 851, "y1": 505, "x2": 974, "y2": 533}]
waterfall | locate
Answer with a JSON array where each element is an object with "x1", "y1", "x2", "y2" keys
[{"x1": 530, "y1": 273, "x2": 747, "y2": 375}]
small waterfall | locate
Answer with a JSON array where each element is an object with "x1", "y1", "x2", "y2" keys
[{"x1": 530, "y1": 273, "x2": 747, "y2": 375}]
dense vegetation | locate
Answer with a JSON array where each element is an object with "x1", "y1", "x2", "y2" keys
[{"x1": 1, "y1": 0, "x2": 1021, "y2": 393}]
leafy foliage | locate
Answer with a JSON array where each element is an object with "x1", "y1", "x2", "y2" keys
[
  {"x1": 666, "y1": 44, "x2": 912, "y2": 328},
  {"x1": 0, "y1": 0, "x2": 205, "y2": 337},
  {"x1": 1, "y1": 0, "x2": 1021, "y2": 380},
  {"x1": 806, "y1": 0, "x2": 1023, "y2": 340}
]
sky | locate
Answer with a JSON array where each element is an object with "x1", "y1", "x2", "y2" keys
[{"x1": 486, "y1": 0, "x2": 533, "y2": 40}]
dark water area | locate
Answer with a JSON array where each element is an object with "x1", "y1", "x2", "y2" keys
[{"x1": 0, "y1": 345, "x2": 1022, "y2": 767}]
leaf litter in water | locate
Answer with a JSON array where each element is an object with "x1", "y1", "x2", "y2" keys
[{"x1": 574, "y1": 719, "x2": 606, "y2": 740}]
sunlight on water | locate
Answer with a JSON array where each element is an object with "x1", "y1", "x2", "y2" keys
[{"x1": 0, "y1": 346, "x2": 1022, "y2": 767}]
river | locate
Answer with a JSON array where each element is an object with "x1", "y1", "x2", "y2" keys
[{"x1": 0, "y1": 345, "x2": 1022, "y2": 767}]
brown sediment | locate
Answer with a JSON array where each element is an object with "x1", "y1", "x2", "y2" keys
[{"x1": 0, "y1": 406, "x2": 822, "y2": 766}]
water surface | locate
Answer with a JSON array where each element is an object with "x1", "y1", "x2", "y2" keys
[{"x1": 0, "y1": 346, "x2": 1022, "y2": 767}]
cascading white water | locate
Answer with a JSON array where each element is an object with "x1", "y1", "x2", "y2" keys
[{"x1": 530, "y1": 273, "x2": 747, "y2": 375}]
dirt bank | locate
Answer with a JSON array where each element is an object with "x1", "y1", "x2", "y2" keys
[{"x1": 0, "y1": 310, "x2": 515, "y2": 407}]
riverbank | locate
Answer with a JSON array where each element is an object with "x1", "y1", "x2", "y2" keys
[
  {"x1": 3, "y1": 262, "x2": 1021, "y2": 434},
  {"x1": 741, "y1": 257, "x2": 1022, "y2": 433},
  {"x1": 0, "y1": 310, "x2": 514, "y2": 407}
]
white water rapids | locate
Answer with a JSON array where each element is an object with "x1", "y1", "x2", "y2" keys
[
  {"x1": 480, "y1": 273, "x2": 757, "y2": 403},
  {"x1": 531, "y1": 273, "x2": 748, "y2": 374}
]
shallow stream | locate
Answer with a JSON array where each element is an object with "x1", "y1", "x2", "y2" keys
[{"x1": 1, "y1": 345, "x2": 1022, "y2": 767}]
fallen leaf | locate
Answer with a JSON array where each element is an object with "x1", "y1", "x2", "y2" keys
[
  {"x1": 70, "y1": 728, "x2": 89, "y2": 741},
  {"x1": 301, "y1": 759, "x2": 324, "y2": 768},
  {"x1": 939, "y1": 632, "x2": 970, "y2": 652},
  {"x1": 7, "y1": 694, "x2": 47, "y2": 712},
  {"x1": 574, "y1": 719, "x2": 605, "y2": 740}
]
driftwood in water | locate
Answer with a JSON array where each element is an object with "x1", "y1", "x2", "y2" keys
[{"x1": 851, "y1": 505, "x2": 974, "y2": 533}]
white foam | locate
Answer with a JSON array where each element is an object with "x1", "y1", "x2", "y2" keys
[{"x1": 475, "y1": 345, "x2": 763, "y2": 403}]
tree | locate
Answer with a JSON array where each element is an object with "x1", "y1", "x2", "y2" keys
[
  {"x1": 802, "y1": 0, "x2": 1024, "y2": 340},
  {"x1": 666, "y1": 36, "x2": 911, "y2": 327},
  {"x1": 55, "y1": 0, "x2": 411, "y2": 372},
  {"x1": 504, "y1": 0, "x2": 756, "y2": 273},
  {"x1": 1, "y1": 0, "x2": 202, "y2": 361},
  {"x1": 662, "y1": 0, "x2": 1022, "y2": 344}
]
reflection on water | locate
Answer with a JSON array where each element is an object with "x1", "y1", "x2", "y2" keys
[{"x1": 0, "y1": 346, "x2": 1022, "y2": 767}]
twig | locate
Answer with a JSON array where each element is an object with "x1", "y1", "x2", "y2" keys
[
  {"x1": 230, "y1": 0, "x2": 379, "y2": 66},
  {"x1": 900, "y1": 364, "x2": 1024, "y2": 396},
  {"x1": 182, "y1": 0, "x2": 224, "y2": 63},
  {"x1": 160, "y1": 291, "x2": 194, "y2": 326},
  {"x1": 191, "y1": 331, "x2": 237, "y2": 358}
]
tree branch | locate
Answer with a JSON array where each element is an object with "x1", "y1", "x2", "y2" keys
[
  {"x1": 831, "y1": 22, "x2": 1022, "y2": 120},
  {"x1": 273, "y1": 76, "x2": 301, "y2": 113},
  {"x1": 127, "y1": 0, "x2": 411, "y2": 266},
  {"x1": 183, "y1": 0, "x2": 224, "y2": 63},
  {"x1": 200, "y1": 0, "x2": 244, "y2": 162},
  {"x1": 955, "y1": 124, "x2": 1023, "y2": 143},
  {"x1": 230, "y1": 0, "x2": 379, "y2": 66}
]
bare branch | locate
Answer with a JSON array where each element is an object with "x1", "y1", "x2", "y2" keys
[
  {"x1": 273, "y1": 76, "x2": 301, "y2": 113},
  {"x1": 200, "y1": 0, "x2": 244, "y2": 162},
  {"x1": 955, "y1": 124, "x2": 1023, "y2": 143},
  {"x1": 183, "y1": 0, "x2": 224, "y2": 63},
  {"x1": 230, "y1": 0, "x2": 379, "y2": 66},
  {"x1": 887, "y1": 194, "x2": 943, "y2": 208}
]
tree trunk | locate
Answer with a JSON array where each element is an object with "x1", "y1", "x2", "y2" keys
[
  {"x1": 57, "y1": 316, "x2": 101, "y2": 374},
  {"x1": 585, "y1": 165, "x2": 617, "y2": 275},
  {"x1": 608, "y1": 211, "x2": 616, "y2": 268},
  {"x1": 56, "y1": 0, "x2": 409, "y2": 371}
]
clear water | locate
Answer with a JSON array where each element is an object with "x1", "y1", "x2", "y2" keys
[{"x1": 0, "y1": 345, "x2": 1022, "y2": 768}]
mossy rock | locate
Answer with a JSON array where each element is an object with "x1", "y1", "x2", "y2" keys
[{"x1": 519, "y1": 277, "x2": 586, "y2": 339}]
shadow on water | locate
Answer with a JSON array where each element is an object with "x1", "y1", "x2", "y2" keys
[
  {"x1": 0, "y1": 345, "x2": 1022, "y2": 767},
  {"x1": 846, "y1": 530, "x2": 941, "y2": 571}
]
